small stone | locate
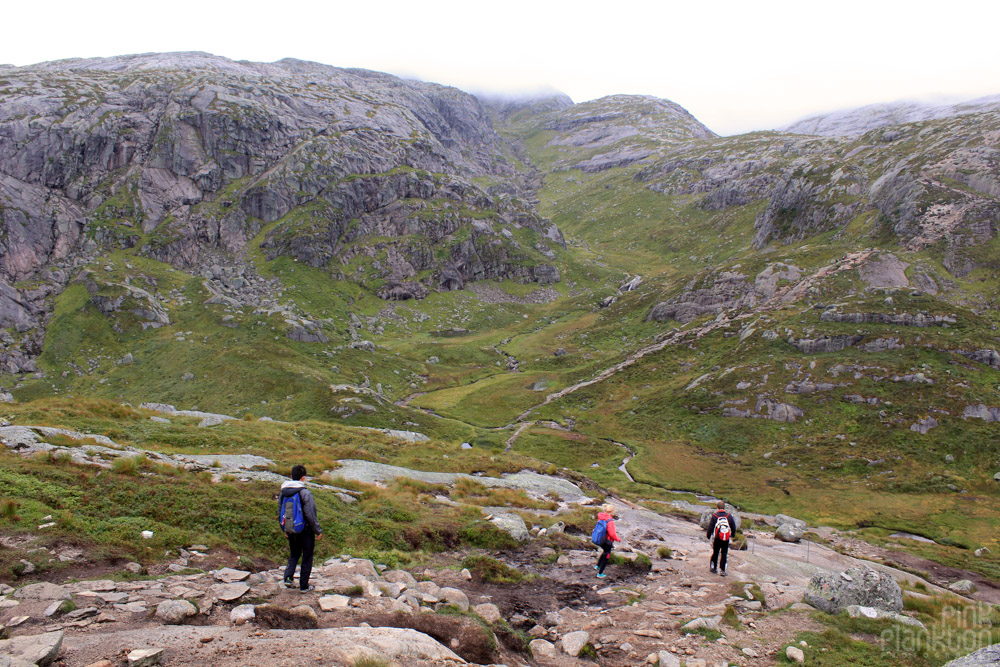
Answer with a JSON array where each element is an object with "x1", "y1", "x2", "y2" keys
[
  {"x1": 474, "y1": 603, "x2": 501, "y2": 624},
  {"x1": 124, "y1": 562, "x2": 144, "y2": 574},
  {"x1": 155, "y1": 599, "x2": 197, "y2": 624},
  {"x1": 127, "y1": 648, "x2": 164, "y2": 667},
  {"x1": 657, "y1": 651, "x2": 681, "y2": 667},
  {"x1": 438, "y1": 587, "x2": 469, "y2": 612},
  {"x1": 528, "y1": 625, "x2": 547, "y2": 637},
  {"x1": 84, "y1": 661, "x2": 114, "y2": 667},
  {"x1": 529, "y1": 639, "x2": 557, "y2": 657},
  {"x1": 561, "y1": 630, "x2": 590, "y2": 657},
  {"x1": 230, "y1": 604, "x2": 255, "y2": 625},
  {"x1": 786, "y1": 645, "x2": 805, "y2": 663},
  {"x1": 318, "y1": 595, "x2": 350, "y2": 611},
  {"x1": 460, "y1": 568, "x2": 472, "y2": 581}
]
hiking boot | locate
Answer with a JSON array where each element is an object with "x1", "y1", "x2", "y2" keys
[
  {"x1": 596, "y1": 572, "x2": 607, "y2": 578},
  {"x1": 720, "y1": 571, "x2": 728, "y2": 577},
  {"x1": 282, "y1": 578, "x2": 295, "y2": 588},
  {"x1": 300, "y1": 585, "x2": 315, "y2": 593},
  {"x1": 594, "y1": 565, "x2": 600, "y2": 570},
  {"x1": 709, "y1": 565, "x2": 717, "y2": 574}
]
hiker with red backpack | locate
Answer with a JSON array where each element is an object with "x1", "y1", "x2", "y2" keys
[
  {"x1": 279, "y1": 465, "x2": 323, "y2": 592},
  {"x1": 592, "y1": 503, "x2": 621, "y2": 578},
  {"x1": 705, "y1": 501, "x2": 735, "y2": 577}
]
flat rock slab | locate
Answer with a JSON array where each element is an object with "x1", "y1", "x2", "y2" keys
[
  {"x1": 73, "y1": 580, "x2": 117, "y2": 593},
  {"x1": 62, "y1": 625, "x2": 464, "y2": 666},
  {"x1": 0, "y1": 630, "x2": 63, "y2": 666},
  {"x1": 209, "y1": 583, "x2": 249, "y2": 602},
  {"x1": 127, "y1": 648, "x2": 164, "y2": 667},
  {"x1": 318, "y1": 596, "x2": 350, "y2": 611},
  {"x1": 330, "y1": 460, "x2": 588, "y2": 502},
  {"x1": 13, "y1": 583, "x2": 70, "y2": 601},
  {"x1": 213, "y1": 568, "x2": 251, "y2": 583}
]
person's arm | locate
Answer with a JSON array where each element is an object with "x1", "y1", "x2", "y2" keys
[
  {"x1": 300, "y1": 490, "x2": 323, "y2": 535},
  {"x1": 607, "y1": 519, "x2": 620, "y2": 542},
  {"x1": 706, "y1": 514, "x2": 717, "y2": 540}
]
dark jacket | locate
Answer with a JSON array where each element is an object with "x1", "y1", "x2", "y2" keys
[
  {"x1": 706, "y1": 510, "x2": 734, "y2": 541},
  {"x1": 279, "y1": 480, "x2": 322, "y2": 534}
]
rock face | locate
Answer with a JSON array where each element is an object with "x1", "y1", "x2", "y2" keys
[
  {"x1": 0, "y1": 52, "x2": 566, "y2": 373},
  {"x1": 804, "y1": 567, "x2": 903, "y2": 614},
  {"x1": 820, "y1": 311, "x2": 956, "y2": 327},
  {"x1": 944, "y1": 642, "x2": 1000, "y2": 667}
]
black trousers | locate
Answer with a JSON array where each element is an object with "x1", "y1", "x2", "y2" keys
[
  {"x1": 596, "y1": 540, "x2": 613, "y2": 574},
  {"x1": 711, "y1": 537, "x2": 729, "y2": 572},
  {"x1": 284, "y1": 530, "x2": 316, "y2": 589}
]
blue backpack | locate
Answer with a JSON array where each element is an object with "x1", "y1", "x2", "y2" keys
[
  {"x1": 591, "y1": 519, "x2": 608, "y2": 545},
  {"x1": 279, "y1": 491, "x2": 306, "y2": 535}
]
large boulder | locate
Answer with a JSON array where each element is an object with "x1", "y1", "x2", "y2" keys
[
  {"x1": 489, "y1": 513, "x2": 529, "y2": 542},
  {"x1": 699, "y1": 506, "x2": 742, "y2": 533},
  {"x1": 804, "y1": 567, "x2": 902, "y2": 614},
  {"x1": 776, "y1": 523, "x2": 806, "y2": 543}
]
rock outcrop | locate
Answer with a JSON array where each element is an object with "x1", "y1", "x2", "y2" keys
[{"x1": 804, "y1": 567, "x2": 903, "y2": 615}]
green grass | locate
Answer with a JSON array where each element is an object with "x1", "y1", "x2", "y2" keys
[{"x1": 460, "y1": 555, "x2": 528, "y2": 584}]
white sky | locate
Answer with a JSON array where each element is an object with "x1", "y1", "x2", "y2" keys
[{"x1": 4, "y1": 0, "x2": 999, "y2": 135}]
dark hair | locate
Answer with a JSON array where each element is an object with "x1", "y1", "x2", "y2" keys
[
  {"x1": 291, "y1": 465, "x2": 307, "y2": 480},
  {"x1": 716, "y1": 500, "x2": 725, "y2": 509}
]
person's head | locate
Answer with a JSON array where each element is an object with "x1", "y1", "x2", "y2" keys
[
  {"x1": 717, "y1": 501, "x2": 726, "y2": 510},
  {"x1": 291, "y1": 464, "x2": 307, "y2": 481},
  {"x1": 603, "y1": 503, "x2": 615, "y2": 515}
]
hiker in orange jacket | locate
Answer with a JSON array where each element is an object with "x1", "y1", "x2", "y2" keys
[{"x1": 594, "y1": 503, "x2": 621, "y2": 578}]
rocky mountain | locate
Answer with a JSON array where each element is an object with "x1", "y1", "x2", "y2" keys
[
  {"x1": 782, "y1": 93, "x2": 1000, "y2": 136},
  {"x1": 0, "y1": 52, "x2": 572, "y2": 373}
]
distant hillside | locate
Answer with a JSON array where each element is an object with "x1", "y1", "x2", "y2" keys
[{"x1": 782, "y1": 93, "x2": 1000, "y2": 136}]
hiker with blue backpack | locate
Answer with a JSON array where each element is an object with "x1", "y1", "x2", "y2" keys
[
  {"x1": 592, "y1": 503, "x2": 620, "y2": 578},
  {"x1": 705, "y1": 500, "x2": 735, "y2": 577},
  {"x1": 279, "y1": 465, "x2": 323, "y2": 592}
]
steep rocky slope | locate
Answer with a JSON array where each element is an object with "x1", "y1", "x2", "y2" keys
[{"x1": 0, "y1": 52, "x2": 563, "y2": 372}]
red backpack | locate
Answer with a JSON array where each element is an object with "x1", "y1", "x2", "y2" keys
[{"x1": 713, "y1": 511, "x2": 732, "y2": 542}]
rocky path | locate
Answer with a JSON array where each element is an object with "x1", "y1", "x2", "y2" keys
[{"x1": 1, "y1": 488, "x2": 960, "y2": 667}]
